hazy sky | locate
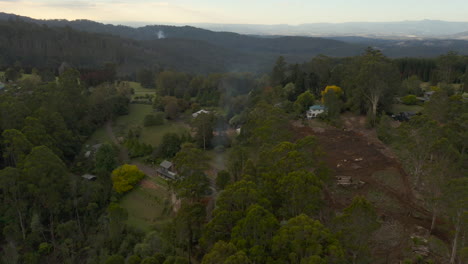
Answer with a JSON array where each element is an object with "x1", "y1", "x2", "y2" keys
[{"x1": 1, "y1": 0, "x2": 467, "y2": 25}]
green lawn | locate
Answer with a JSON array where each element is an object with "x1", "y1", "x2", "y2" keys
[
  {"x1": 86, "y1": 126, "x2": 111, "y2": 145},
  {"x1": 113, "y1": 104, "x2": 152, "y2": 136},
  {"x1": 112, "y1": 104, "x2": 190, "y2": 146},
  {"x1": 119, "y1": 176, "x2": 172, "y2": 231},
  {"x1": 140, "y1": 122, "x2": 189, "y2": 146},
  {"x1": 391, "y1": 104, "x2": 423, "y2": 113},
  {"x1": 125, "y1": 81, "x2": 156, "y2": 99}
]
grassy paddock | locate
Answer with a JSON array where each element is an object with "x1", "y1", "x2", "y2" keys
[
  {"x1": 125, "y1": 81, "x2": 155, "y2": 99},
  {"x1": 119, "y1": 176, "x2": 172, "y2": 231}
]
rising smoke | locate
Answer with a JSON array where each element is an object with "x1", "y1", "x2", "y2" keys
[{"x1": 157, "y1": 30, "x2": 166, "y2": 39}]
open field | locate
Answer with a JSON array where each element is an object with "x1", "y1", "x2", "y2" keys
[
  {"x1": 125, "y1": 81, "x2": 155, "y2": 99},
  {"x1": 119, "y1": 176, "x2": 172, "y2": 231},
  {"x1": 112, "y1": 104, "x2": 189, "y2": 146}
]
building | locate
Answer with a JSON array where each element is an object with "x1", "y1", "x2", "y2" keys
[
  {"x1": 192, "y1": 109, "x2": 210, "y2": 118},
  {"x1": 306, "y1": 105, "x2": 326, "y2": 119},
  {"x1": 82, "y1": 174, "x2": 97, "y2": 181},
  {"x1": 157, "y1": 160, "x2": 177, "y2": 180},
  {"x1": 416, "y1": 91, "x2": 435, "y2": 102}
]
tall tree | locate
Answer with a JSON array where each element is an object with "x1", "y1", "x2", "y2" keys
[
  {"x1": 444, "y1": 178, "x2": 468, "y2": 264},
  {"x1": 193, "y1": 113, "x2": 215, "y2": 150},
  {"x1": 271, "y1": 56, "x2": 287, "y2": 86},
  {"x1": 353, "y1": 48, "x2": 400, "y2": 125},
  {"x1": 231, "y1": 204, "x2": 279, "y2": 263},
  {"x1": 22, "y1": 146, "x2": 69, "y2": 249},
  {"x1": 272, "y1": 214, "x2": 345, "y2": 264},
  {"x1": 334, "y1": 196, "x2": 380, "y2": 264},
  {"x1": 2, "y1": 129, "x2": 33, "y2": 167}
]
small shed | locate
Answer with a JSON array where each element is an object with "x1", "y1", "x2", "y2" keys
[
  {"x1": 0, "y1": 82, "x2": 5, "y2": 90},
  {"x1": 157, "y1": 160, "x2": 177, "y2": 180},
  {"x1": 82, "y1": 174, "x2": 97, "y2": 181}
]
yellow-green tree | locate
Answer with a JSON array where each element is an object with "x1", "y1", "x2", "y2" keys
[
  {"x1": 111, "y1": 164, "x2": 145, "y2": 194},
  {"x1": 321, "y1": 85, "x2": 343, "y2": 100}
]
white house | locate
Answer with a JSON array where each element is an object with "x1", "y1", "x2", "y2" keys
[
  {"x1": 192, "y1": 109, "x2": 210, "y2": 118},
  {"x1": 306, "y1": 105, "x2": 326, "y2": 119}
]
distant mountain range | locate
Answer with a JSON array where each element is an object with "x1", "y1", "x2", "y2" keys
[
  {"x1": 1, "y1": 12, "x2": 467, "y2": 74},
  {"x1": 186, "y1": 20, "x2": 468, "y2": 39}
]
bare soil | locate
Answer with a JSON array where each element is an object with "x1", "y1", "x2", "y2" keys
[{"x1": 293, "y1": 115, "x2": 449, "y2": 263}]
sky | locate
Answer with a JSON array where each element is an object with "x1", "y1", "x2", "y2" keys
[{"x1": 1, "y1": 0, "x2": 467, "y2": 25}]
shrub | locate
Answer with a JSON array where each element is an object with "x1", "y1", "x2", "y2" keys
[
  {"x1": 401, "y1": 95, "x2": 418, "y2": 105},
  {"x1": 111, "y1": 164, "x2": 146, "y2": 194}
]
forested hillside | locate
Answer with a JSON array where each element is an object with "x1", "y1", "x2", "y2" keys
[{"x1": 2, "y1": 12, "x2": 468, "y2": 77}]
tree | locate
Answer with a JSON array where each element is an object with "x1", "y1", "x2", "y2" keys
[
  {"x1": 271, "y1": 56, "x2": 287, "y2": 86},
  {"x1": 4, "y1": 67, "x2": 21, "y2": 82},
  {"x1": 105, "y1": 255, "x2": 125, "y2": 264},
  {"x1": 272, "y1": 214, "x2": 345, "y2": 264},
  {"x1": 22, "y1": 146, "x2": 69, "y2": 248},
  {"x1": 201, "y1": 180, "x2": 268, "y2": 247},
  {"x1": 95, "y1": 143, "x2": 118, "y2": 175},
  {"x1": 401, "y1": 94, "x2": 418, "y2": 105},
  {"x1": 216, "y1": 170, "x2": 231, "y2": 190},
  {"x1": 173, "y1": 202, "x2": 206, "y2": 262},
  {"x1": 202, "y1": 241, "x2": 250, "y2": 264},
  {"x1": 21, "y1": 117, "x2": 55, "y2": 152},
  {"x1": 401, "y1": 75, "x2": 423, "y2": 96},
  {"x1": 2, "y1": 129, "x2": 33, "y2": 167},
  {"x1": 443, "y1": 178, "x2": 468, "y2": 264},
  {"x1": 334, "y1": 196, "x2": 380, "y2": 264},
  {"x1": 111, "y1": 164, "x2": 146, "y2": 194},
  {"x1": 395, "y1": 115, "x2": 440, "y2": 186},
  {"x1": 107, "y1": 203, "x2": 128, "y2": 250},
  {"x1": 164, "y1": 100, "x2": 180, "y2": 120},
  {"x1": 173, "y1": 143, "x2": 210, "y2": 200},
  {"x1": 323, "y1": 88, "x2": 343, "y2": 120},
  {"x1": 127, "y1": 255, "x2": 142, "y2": 264},
  {"x1": 278, "y1": 170, "x2": 322, "y2": 218},
  {"x1": 231, "y1": 204, "x2": 279, "y2": 263},
  {"x1": 173, "y1": 143, "x2": 209, "y2": 177},
  {"x1": 353, "y1": 48, "x2": 400, "y2": 126},
  {"x1": 0, "y1": 167, "x2": 27, "y2": 239},
  {"x1": 294, "y1": 90, "x2": 315, "y2": 114},
  {"x1": 321, "y1": 85, "x2": 343, "y2": 99},
  {"x1": 193, "y1": 113, "x2": 215, "y2": 150},
  {"x1": 158, "y1": 133, "x2": 184, "y2": 158},
  {"x1": 137, "y1": 69, "x2": 155, "y2": 89}
]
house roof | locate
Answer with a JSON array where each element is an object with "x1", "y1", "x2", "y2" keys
[
  {"x1": 309, "y1": 105, "x2": 326, "y2": 111},
  {"x1": 192, "y1": 109, "x2": 210, "y2": 118},
  {"x1": 157, "y1": 168, "x2": 177, "y2": 180},
  {"x1": 160, "y1": 160, "x2": 173, "y2": 169},
  {"x1": 82, "y1": 174, "x2": 97, "y2": 180}
]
